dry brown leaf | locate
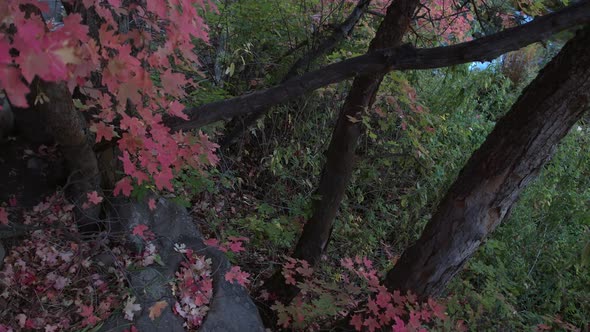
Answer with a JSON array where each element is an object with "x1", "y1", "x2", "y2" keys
[{"x1": 148, "y1": 300, "x2": 168, "y2": 320}]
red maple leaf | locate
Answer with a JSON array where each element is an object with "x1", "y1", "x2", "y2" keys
[
  {"x1": 363, "y1": 316, "x2": 381, "y2": 332},
  {"x1": 148, "y1": 198, "x2": 157, "y2": 211},
  {"x1": 224, "y1": 266, "x2": 250, "y2": 287},
  {"x1": 392, "y1": 317, "x2": 408, "y2": 332},
  {"x1": 392, "y1": 290, "x2": 405, "y2": 305},
  {"x1": 367, "y1": 299, "x2": 380, "y2": 315},
  {"x1": 168, "y1": 100, "x2": 188, "y2": 120},
  {"x1": 295, "y1": 260, "x2": 313, "y2": 278},
  {"x1": 86, "y1": 191, "x2": 103, "y2": 205},
  {"x1": 78, "y1": 305, "x2": 100, "y2": 327},
  {"x1": 227, "y1": 241, "x2": 245, "y2": 253},
  {"x1": 114, "y1": 177, "x2": 133, "y2": 196},
  {"x1": 349, "y1": 314, "x2": 363, "y2": 331},
  {"x1": 92, "y1": 122, "x2": 116, "y2": 142},
  {"x1": 428, "y1": 298, "x2": 447, "y2": 320},
  {"x1": 132, "y1": 224, "x2": 152, "y2": 240},
  {"x1": 375, "y1": 288, "x2": 391, "y2": 308},
  {"x1": 153, "y1": 167, "x2": 174, "y2": 191}
]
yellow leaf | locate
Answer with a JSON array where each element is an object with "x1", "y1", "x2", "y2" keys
[
  {"x1": 346, "y1": 115, "x2": 360, "y2": 123},
  {"x1": 52, "y1": 46, "x2": 81, "y2": 65}
]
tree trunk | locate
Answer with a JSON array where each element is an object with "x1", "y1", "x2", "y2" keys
[
  {"x1": 291, "y1": 0, "x2": 419, "y2": 268},
  {"x1": 32, "y1": 80, "x2": 102, "y2": 228},
  {"x1": 260, "y1": 0, "x2": 419, "y2": 304},
  {"x1": 166, "y1": 3, "x2": 590, "y2": 133},
  {"x1": 384, "y1": 25, "x2": 590, "y2": 298}
]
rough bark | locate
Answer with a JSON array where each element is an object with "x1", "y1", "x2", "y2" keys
[
  {"x1": 31, "y1": 80, "x2": 102, "y2": 227},
  {"x1": 384, "y1": 25, "x2": 590, "y2": 299},
  {"x1": 220, "y1": 0, "x2": 372, "y2": 146},
  {"x1": 291, "y1": 0, "x2": 419, "y2": 267},
  {"x1": 165, "y1": 1, "x2": 590, "y2": 132},
  {"x1": 259, "y1": 0, "x2": 420, "y2": 307}
]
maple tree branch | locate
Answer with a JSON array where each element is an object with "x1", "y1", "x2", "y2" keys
[
  {"x1": 167, "y1": 1, "x2": 590, "y2": 131},
  {"x1": 285, "y1": 0, "x2": 372, "y2": 79}
]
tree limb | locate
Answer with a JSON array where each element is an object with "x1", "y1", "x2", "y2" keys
[
  {"x1": 221, "y1": 0, "x2": 372, "y2": 146},
  {"x1": 166, "y1": 1, "x2": 590, "y2": 131}
]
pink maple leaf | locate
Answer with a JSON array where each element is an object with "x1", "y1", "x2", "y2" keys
[
  {"x1": 78, "y1": 305, "x2": 99, "y2": 327},
  {"x1": 349, "y1": 314, "x2": 363, "y2": 331},
  {"x1": 428, "y1": 298, "x2": 446, "y2": 320},
  {"x1": 148, "y1": 198, "x2": 156, "y2": 211},
  {"x1": 147, "y1": 1, "x2": 168, "y2": 17},
  {"x1": 363, "y1": 316, "x2": 381, "y2": 332},
  {"x1": 227, "y1": 241, "x2": 245, "y2": 253},
  {"x1": 204, "y1": 238, "x2": 221, "y2": 249},
  {"x1": 392, "y1": 290, "x2": 405, "y2": 305},
  {"x1": 420, "y1": 307, "x2": 432, "y2": 322},
  {"x1": 114, "y1": 177, "x2": 133, "y2": 197},
  {"x1": 363, "y1": 257, "x2": 373, "y2": 269},
  {"x1": 224, "y1": 266, "x2": 250, "y2": 287},
  {"x1": 86, "y1": 191, "x2": 103, "y2": 205},
  {"x1": 153, "y1": 168, "x2": 174, "y2": 191},
  {"x1": 367, "y1": 299, "x2": 380, "y2": 315},
  {"x1": 341, "y1": 257, "x2": 354, "y2": 270},
  {"x1": 61, "y1": 14, "x2": 89, "y2": 41},
  {"x1": 168, "y1": 100, "x2": 188, "y2": 120},
  {"x1": 132, "y1": 224, "x2": 152, "y2": 240},
  {"x1": 92, "y1": 122, "x2": 116, "y2": 142},
  {"x1": 392, "y1": 317, "x2": 408, "y2": 332},
  {"x1": 160, "y1": 69, "x2": 187, "y2": 97},
  {"x1": 375, "y1": 289, "x2": 391, "y2": 308},
  {"x1": 408, "y1": 310, "x2": 422, "y2": 329},
  {"x1": 107, "y1": 0, "x2": 122, "y2": 7},
  {"x1": 295, "y1": 260, "x2": 313, "y2": 278}
]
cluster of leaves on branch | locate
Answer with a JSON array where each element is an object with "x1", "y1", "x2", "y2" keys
[
  {"x1": 0, "y1": 0, "x2": 219, "y2": 196},
  {"x1": 268, "y1": 256, "x2": 459, "y2": 331}
]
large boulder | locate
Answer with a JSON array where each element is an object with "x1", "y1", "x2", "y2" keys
[{"x1": 99, "y1": 197, "x2": 265, "y2": 332}]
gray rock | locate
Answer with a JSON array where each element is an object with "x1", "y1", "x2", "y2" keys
[{"x1": 99, "y1": 197, "x2": 264, "y2": 332}]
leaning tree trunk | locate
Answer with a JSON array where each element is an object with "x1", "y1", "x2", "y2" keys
[
  {"x1": 291, "y1": 0, "x2": 419, "y2": 268},
  {"x1": 384, "y1": 25, "x2": 590, "y2": 298},
  {"x1": 261, "y1": 0, "x2": 419, "y2": 303}
]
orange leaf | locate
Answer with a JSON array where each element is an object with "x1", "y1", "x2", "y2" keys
[{"x1": 148, "y1": 300, "x2": 168, "y2": 320}]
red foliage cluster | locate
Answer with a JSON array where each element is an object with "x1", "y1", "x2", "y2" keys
[
  {"x1": 0, "y1": 194, "x2": 127, "y2": 331},
  {"x1": 0, "y1": 0, "x2": 219, "y2": 197},
  {"x1": 270, "y1": 256, "x2": 457, "y2": 331},
  {"x1": 172, "y1": 248, "x2": 214, "y2": 329}
]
